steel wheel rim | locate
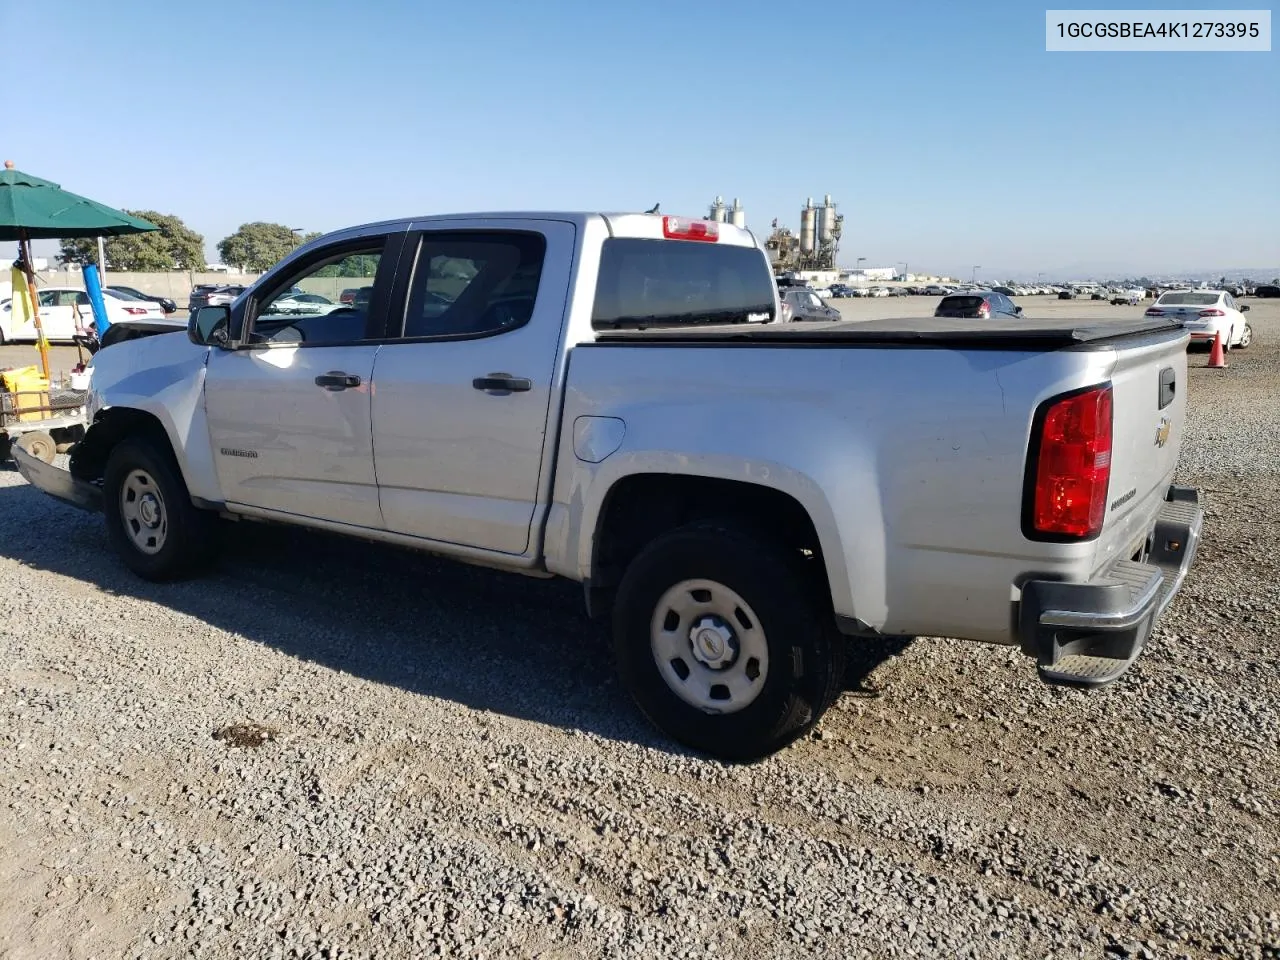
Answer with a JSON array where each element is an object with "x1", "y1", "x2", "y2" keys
[
  {"x1": 119, "y1": 468, "x2": 168, "y2": 555},
  {"x1": 650, "y1": 578, "x2": 769, "y2": 715}
]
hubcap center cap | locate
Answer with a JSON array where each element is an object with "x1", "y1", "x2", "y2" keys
[
  {"x1": 689, "y1": 616, "x2": 738, "y2": 670},
  {"x1": 138, "y1": 494, "x2": 161, "y2": 528}
]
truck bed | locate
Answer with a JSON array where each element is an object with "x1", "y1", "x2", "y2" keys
[{"x1": 593, "y1": 315, "x2": 1185, "y2": 350}]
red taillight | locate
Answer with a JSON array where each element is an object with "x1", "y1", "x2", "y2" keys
[
  {"x1": 978, "y1": 298, "x2": 990, "y2": 318},
  {"x1": 662, "y1": 216, "x2": 719, "y2": 242},
  {"x1": 1198, "y1": 308, "x2": 1225, "y2": 317},
  {"x1": 122, "y1": 306, "x2": 148, "y2": 315},
  {"x1": 1029, "y1": 385, "x2": 1113, "y2": 539},
  {"x1": 1145, "y1": 307, "x2": 1164, "y2": 316}
]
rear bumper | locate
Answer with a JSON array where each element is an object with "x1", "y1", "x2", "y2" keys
[
  {"x1": 11, "y1": 445, "x2": 102, "y2": 512},
  {"x1": 1018, "y1": 485, "x2": 1203, "y2": 687}
]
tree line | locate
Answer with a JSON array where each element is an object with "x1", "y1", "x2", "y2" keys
[{"x1": 57, "y1": 215, "x2": 323, "y2": 274}]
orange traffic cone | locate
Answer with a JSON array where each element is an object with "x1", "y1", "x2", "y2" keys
[{"x1": 1207, "y1": 331, "x2": 1228, "y2": 368}]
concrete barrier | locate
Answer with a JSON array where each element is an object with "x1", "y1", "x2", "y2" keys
[{"x1": 38, "y1": 269, "x2": 262, "y2": 307}]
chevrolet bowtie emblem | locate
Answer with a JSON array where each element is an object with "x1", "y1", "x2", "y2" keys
[{"x1": 1154, "y1": 418, "x2": 1171, "y2": 448}]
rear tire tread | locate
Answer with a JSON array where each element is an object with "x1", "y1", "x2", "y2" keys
[{"x1": 612, "y1": 520, "x2": 846, "y2": 762}]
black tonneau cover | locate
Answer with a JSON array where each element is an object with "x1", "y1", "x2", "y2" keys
[{"x1": 593, "y1": 315, "x2": 1186, "y2": 350}]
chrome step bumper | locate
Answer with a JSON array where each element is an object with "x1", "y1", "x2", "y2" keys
[{"x1": 1019, "y1": 485, "x2": 1204, "y2": 689}]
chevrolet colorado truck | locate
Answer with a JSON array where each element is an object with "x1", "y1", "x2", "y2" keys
[{"x1": 15, "y1": 212, "x2": 1204, "y2": 761}]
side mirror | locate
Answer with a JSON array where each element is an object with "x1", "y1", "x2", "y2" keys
[
  {"x1": 188, "y1": 305, "x2": 231, "y2": 347},
  {"x1": 1241, "y1": 305, "x2": 1251, "y2": 312},
  {"x1": 1015, "y1": 306, "x2": 1024, "y2": 315}
]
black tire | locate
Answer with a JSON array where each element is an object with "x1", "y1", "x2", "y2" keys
[
  {"x1": 103, "y1": 436, "x2": 216, "y2": 581},
  {"x1": 612, "y1": 522, "x2": 846, "y2": 762}
]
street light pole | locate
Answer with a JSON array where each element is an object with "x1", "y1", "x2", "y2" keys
[
  {"x1": 972, "y1": 265, "x2": 981, "y2": 285},
  {"x1": 290, "y1": 227, "x2": 305, "y2": 247},
  {"x1": 898, "y1": 261, "x2": 908, "y2": 281}
]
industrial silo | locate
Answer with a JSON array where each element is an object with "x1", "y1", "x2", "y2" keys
[
  {"x1": 730, "y1": 198, "x2": 745, "y2": 229},
  {"x1": 818, "y1": 194, "x2": 838, "y2": 245},
  {"x1": 709, "y1": 196, "x2": 727, "y2": 223},
  {"x1": 799, "y1": 197, "x2": 817, "y2": 254}
]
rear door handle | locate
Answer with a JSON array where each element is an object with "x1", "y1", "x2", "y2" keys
[
  {"x1": 472, "y1": 374, "x2": 532, "y2": 393},
  {"x1": 315, "y1": 371, "x2": 362, "y2": 391}
]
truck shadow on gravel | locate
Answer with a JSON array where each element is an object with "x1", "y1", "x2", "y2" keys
[{"x1": 0, "y1": 476, "x2": 910, "y2": 755}]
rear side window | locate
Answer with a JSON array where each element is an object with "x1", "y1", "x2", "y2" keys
[
  {"x1": 592, "y1": 239, "x2": 776, "y2": 329},
  {"x1": 401, "y1": 231, "x2": 547, "y2": 339}
]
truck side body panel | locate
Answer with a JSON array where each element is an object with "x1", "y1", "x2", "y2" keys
[{"x1": 546, "y1": 339, "x2": 1178, "y2": 645}]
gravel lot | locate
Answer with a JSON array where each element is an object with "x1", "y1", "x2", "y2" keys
[{"x1": 2, "y1": 298, "x2": 1278, "y2": 959}]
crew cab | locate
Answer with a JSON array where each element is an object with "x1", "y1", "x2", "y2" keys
[{"x1": 15, "y1": 211, "x2": 1204, "y2": 761}]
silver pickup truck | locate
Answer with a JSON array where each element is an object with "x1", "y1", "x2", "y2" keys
[{"x1": 15, "y1": 211, "x2": 1203, "y2": 761}]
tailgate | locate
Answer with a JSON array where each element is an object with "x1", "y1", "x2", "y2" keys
[{"x1": 1095, "y1": 328, "x2": 1188, "y2": 569}]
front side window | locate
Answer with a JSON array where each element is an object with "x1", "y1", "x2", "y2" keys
[
  {"x1": 248, "y1": 245, "x2": 384, "y2": 345},
  {"x1": 400, "y1": 232, "x2": 547, "y2": 339}
]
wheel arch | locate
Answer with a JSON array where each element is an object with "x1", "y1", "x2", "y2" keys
[
  {"x1": 582, "y1": 469, "x2": 852, "y2": 622},
  {"x1": 71, "y1": 404, "x2": 221, "y2": 508}
]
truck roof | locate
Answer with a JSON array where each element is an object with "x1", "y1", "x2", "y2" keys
[{"x1": 314, "y1": 212, "x2": 761, "y2": 248}]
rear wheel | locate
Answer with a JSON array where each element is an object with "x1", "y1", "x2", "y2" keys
[
  {"x1": 612, "y1": 522, "x2": 845, "y2": 762},
  {"x1": 103, "y1": 437, "x2": 216, "y2": 581}
]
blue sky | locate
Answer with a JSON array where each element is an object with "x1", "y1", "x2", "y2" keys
[{"x1": 4, "y1": 0, "x2": 1277, "y2": 277}]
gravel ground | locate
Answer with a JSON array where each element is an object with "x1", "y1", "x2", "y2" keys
[{"x1": 2, "y1": 300, "x2": 1278, "y2": 959}]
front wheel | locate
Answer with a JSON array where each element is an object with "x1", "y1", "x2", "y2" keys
[
  {"x1": 103, "y1": 437, "x2": 216, "y2": 581},
  {"x1": 1238, "y1": 323, "x2": 1252, "y2": 349},
  {"x1": 612, "y1": 522, "x2": 846, "y2": 762}
]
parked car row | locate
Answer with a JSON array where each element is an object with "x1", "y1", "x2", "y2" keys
[
  {"x1": 188, "y1": 283, "x2": 248, "y2": 311},
  {"x1": 0, "y1": 287, "x2": 168, "y2": 344}
]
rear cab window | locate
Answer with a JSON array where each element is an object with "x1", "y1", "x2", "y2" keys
[{"x1": 592, "y1": 239, "x2": 776, "y2": 329}]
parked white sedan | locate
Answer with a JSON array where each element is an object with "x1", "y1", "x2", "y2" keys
[
  {"x1": 1145, "y1": 289, "x2": 1253, "y2": 349},
  {"x1": 0, "y1": 287, "x2": 166, "y2": 344}
]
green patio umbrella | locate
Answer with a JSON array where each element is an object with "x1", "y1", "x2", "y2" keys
[
  {"x1": 0, "y1": 160, "x2": 157, "y2": 379},
  {"x1": 0, "y1": 162, "x2": 158, "y2": 240}
]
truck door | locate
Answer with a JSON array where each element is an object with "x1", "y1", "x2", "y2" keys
[
  {"x1": 202, "y1": 233, "x2": 403, "y2": 530},
  {"x1": 370, "y1": 220, "x2": 575, "y2": 555}
]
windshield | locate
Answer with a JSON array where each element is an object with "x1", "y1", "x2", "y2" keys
[{"x1": 1158, "y1": 292, "x2": 1220, "y2": 306}]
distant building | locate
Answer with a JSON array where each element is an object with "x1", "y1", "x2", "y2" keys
[{"x1": 842, "y1": 267, "x2": 897, "y2": 282}]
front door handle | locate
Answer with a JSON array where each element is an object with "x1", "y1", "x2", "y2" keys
[
  {"x1": 315, "y1": 371, "x2": 362, "y2": 391},
  {"x1": 472, "y1": 374, "x2": 532, "y2": 393}
]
